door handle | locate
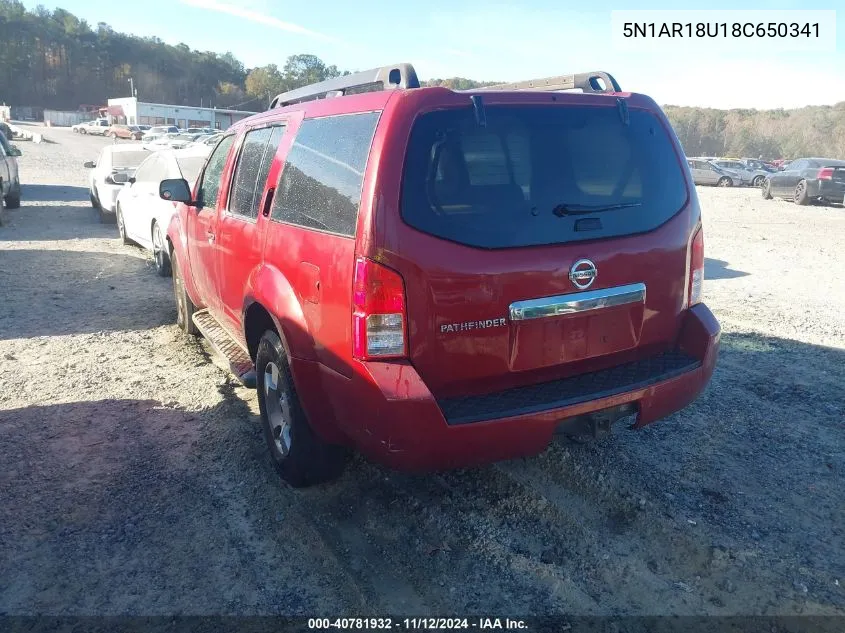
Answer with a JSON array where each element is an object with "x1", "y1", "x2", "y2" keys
[
  {"x1": 206, "y1": 231, "x2": 215, "y2": 243},
  {"x1": 262, "y1": 187, "x2": 276, "y2": 217}
]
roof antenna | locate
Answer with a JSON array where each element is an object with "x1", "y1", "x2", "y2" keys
[{"x1": 470, "y1": 95, "x2": 487, "y2": 127}]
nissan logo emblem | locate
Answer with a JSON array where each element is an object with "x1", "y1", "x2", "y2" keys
[{"x1": 569, "y1": 259, "x2": 597, "y2": 290}]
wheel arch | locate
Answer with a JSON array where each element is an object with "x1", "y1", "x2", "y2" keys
[
  {"x1": 243, "y1": 264, "x2": 316, "y2": 363},
  {"x1": 244, "y1": 290, "x2": 344, "y2": 444}
]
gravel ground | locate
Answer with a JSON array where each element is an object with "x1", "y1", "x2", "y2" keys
[{"x1": 1, "y1": 125, "x2": 844, "y2": 617}]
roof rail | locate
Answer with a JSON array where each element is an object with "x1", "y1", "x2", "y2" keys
[
  {"x1": 270, "y1": 63, "x2": 420, "y2": 109},
  {"x1": 480, "y1": 71, "x2": 621, "y2": 94}
]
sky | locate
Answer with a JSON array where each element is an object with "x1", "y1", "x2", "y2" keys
[{"x1": 23, "y1": 0, "x2": 845, "y2": 110}]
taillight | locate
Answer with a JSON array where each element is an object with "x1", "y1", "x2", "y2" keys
[
  {"x1": 817, "y1": 168, "x2": 834, "y2": 180},
  {"x1": 352, "y1": 257, "x2": 408, "y2": 360},
  {"x1": 688, "y1": 226, "x2": 704, "y2": 307}
]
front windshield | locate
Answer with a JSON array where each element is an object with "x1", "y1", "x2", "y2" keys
[{"x1": 112, "y1": 151, "x2": 150, "y2": 169}]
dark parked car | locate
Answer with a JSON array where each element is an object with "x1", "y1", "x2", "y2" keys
[{"x1": 762, "y1": 157, "x2": 845, "y2": 205}]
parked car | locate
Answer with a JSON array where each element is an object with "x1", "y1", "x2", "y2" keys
[
  {"x1": 72, "y1": 119, "x2": 109, "y2": 135},
  {"x1": 741, "y1": 158, "x2": 777, "y2": 173},
  {"x1": 143, "y1": 134, "x2": 178, "y2": 151},
  {"x1": 147, "y1": 125, "x2": 180, "y2": 136},
  {"x1": 106, "y1": 124, "x2": 144, "y2": 140},
  {"x1": 761, "y1": 157, "x2": 845, "y2": 205},
  {"x1": 137, "y1": 124, "x2": 151, "y2": 132},
  {"x1": 159, "y1": 65, "x2": 719, "y2": 487},
  {"x1": 710, "y1": 159, "x2": 767, "y2": 187},
  {"x1": 193, "y1": 133, "x2": 223, "y2": 147},
  {"x1": 687, "y1": 158, "x2": 742, "y2": 187},
  {"x1": 0, "y1": 130, "x2": 22, "y2": 211},
  {"x1": 115, "y1": 147, "x2": 211, "y2": 275},
  {"x1": 83, "y1": 145, "x2": 151, "y2": 221},
  {"x1": 144, "y1": 133, "x2": 201, "y2": 151}
]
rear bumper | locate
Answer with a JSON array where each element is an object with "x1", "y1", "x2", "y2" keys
[
  {"x1": 301, "y1": 304, "x2": 720, "y2": 472},
  {"x1": 809, "y1": 179, "x2": 845, "y2": 201}
]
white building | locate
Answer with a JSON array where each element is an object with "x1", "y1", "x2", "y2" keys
[{"x1": 105, "y1": 97, "x2": 257, "y2": 130}]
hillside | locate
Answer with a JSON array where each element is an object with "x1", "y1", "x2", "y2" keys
[
  {"x1": 1, "y1": 0, "x2": 843, "y2": 159},
  {"x1": 664, "y1": 103, "x2": 845, "y2": 160}
]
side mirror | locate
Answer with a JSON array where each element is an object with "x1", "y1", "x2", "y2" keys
[
  {"x1": 111, "y1": 172, "x2": 130, "y2": 184},
  {"x1": 159, "y1": 178, "x2": 194, "y2": 205},
  {"x1": 83, "y1": 160, "x2": 95, "y2": 168},
  {"x1": 128, "y1": 176, "x2": 136, "y2": 184},
  {"x1": 9, "y1": 146, "x2": 21, "y2": 157}
]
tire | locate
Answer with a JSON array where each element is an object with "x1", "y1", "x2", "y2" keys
[
  {"x1": 794, "y1": 180, "x2": 809, "y2": 205},
  {"x1": 116, "y1": 205, "x2": 131, "y2": 244},
  {"x1": 4, "y1": 180, "x2": 20, "y2": 209},
  {"x1": 151, "y1": 221, "x2": 171, "y2": 277},
  {"x1": 761, "y1": 179, "x2": 772, "y2": 200},
  {"x1": 256, "y1": 330, "x2": 347, "y2": 487},
  {"x1": 171, "y1": 255, "x2": 198, "y2": 336},
  {"x1": 752, "y1": 175, "x2": 765, "y2": 187},
  {"x1": 80, "y1": 129, "x2": 87, "y2": 135},
  {"x1": 90, "y1": 189, "x2": 100, "y2": 210},
  {"x1": 717, "y1": 177, "x2": 732, "y2": 187}
]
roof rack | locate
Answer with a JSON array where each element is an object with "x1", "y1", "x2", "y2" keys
[
  {"x1": 480, "y1": 71, "x2": 621, "y2": 94},
  {"x1": 270, "y1": 63, "x2": 420, "y2": 109}
]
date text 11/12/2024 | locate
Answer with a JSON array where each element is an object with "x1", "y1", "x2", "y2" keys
[{"x1": 308, "y1": 618, "x2": 528, "y2": 630}]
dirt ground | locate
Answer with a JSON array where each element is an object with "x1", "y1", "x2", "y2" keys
[{"x1": 1, "y1": 125, "x2": 843, "y2": 617}]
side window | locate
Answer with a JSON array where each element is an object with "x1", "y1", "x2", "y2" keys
[
  {"x1": 197, "y1": 135, "x2": 235, "y2": 209},
  {"x1": 271, "y1": 112, "x2": 380, "y2": 236},
  {"x1": 228, "y1": 125, "x2": 284, "y2": 219}
]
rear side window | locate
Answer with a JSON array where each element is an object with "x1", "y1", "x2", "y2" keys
[
  {"x1": 271, "y1": 112, "x2": 380, "y2": 236},
  {"x1": 401, "y1": 105, "x2": 687, "y2": 249}
]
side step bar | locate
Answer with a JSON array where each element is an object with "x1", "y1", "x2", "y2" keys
[{"x1": 191, "y1": 310, "x2": 256, "y2": 389}]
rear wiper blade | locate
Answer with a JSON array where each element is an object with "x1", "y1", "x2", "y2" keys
[{"x1": 552, "y1": 202, "x2": 642, "y2": 217}]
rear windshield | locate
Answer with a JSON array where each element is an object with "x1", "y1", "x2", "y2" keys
[
  {"x1": 401, "y1": 105, "x2": 687, "y2": 249},
  {"x1": 175, "y1": 156, "x2": 207, "y2": 184},
  {"x1": 112, "y1": 151, "x2": 150, "y2": 169}
]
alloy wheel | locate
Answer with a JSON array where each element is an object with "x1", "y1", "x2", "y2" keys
[{"x1": 263, "y1": 362, "x2": 293, "y2": 457}]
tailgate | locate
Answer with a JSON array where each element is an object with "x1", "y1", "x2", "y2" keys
[{"x1": 392, "y1": 101, "x2": 693, "y2": 399}]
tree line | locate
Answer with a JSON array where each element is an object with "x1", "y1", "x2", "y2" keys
[
  {"x1": 664, "y1": 103, "x2": 845, "y2": 160},
  {"x1": 1, "y1": 0, "x2": 843, "y2": 159},
  {"x1": 0, "y1": 1, "x2": 346, "y2": 111}
]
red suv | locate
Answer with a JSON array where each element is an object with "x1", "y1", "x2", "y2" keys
[{"x1": 160, "y1": 65, "x2": 720, "y2": 487}]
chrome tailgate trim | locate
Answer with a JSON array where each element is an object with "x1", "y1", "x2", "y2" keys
[{"x1": 509, "y1": 283, "x2": 646, "y2": 321}]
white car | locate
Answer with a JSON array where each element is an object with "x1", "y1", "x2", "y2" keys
[
  {"x1": 114, "y1": 147, "x2": 210, "y2": 275},
  {"x1": 142, "y1": 134, "x2": 177, "y2": 150},
  {"x1": 72, "y1": 119, "x2": 109, "y2": 135},
  {"x1": 143, "y1": 133, "x2": 202, "y2": 151},
  {"x1": 83, "y1": 145, "x2": 151, "y2": 222}
]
